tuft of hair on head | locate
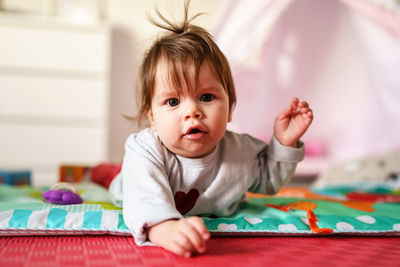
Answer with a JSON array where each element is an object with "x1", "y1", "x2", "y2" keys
[
  {"x1": 132, "y1": 0, "x2": 236, "y2": 127},
  {"x1": 147, "y1": 0, "x2": 204, "y2": 35}
]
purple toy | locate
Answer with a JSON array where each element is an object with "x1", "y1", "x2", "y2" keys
[{"x1": 43, "y1": 182, "x2": 83, "y2": 205}]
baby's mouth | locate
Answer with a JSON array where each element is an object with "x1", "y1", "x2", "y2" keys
[
  {"x1": 188, "y1": 128, "x2": 202, "y2": 134},
  {"x1": 184, "y1": 127, "x2": 207, "y2": 140}
]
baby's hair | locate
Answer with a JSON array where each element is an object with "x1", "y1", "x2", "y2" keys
[{"x1": 135, "y1": 0, "x2": 236, "y2": 125}]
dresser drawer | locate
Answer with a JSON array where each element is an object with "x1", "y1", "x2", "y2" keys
[
  {"x1": 0, "y1": 22, "x2": 110, "y2": 73},
  {"x1": 0, "y1": 124, "x2": 108, "y2": 166},
  {"x1": 0, "y1": 75, "x2": 108, "y2": 119}
]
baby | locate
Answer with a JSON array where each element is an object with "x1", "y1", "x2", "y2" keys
[{"x1": 109, "y1": 1, "x2": 313, "y2": 258}]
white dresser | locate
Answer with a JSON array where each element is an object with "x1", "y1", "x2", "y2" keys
[{"x1": 0, "y1": 14, "x2": 112, "y2": 185}]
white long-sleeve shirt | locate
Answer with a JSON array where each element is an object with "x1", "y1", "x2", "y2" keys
[{"x1": 109, "y1": 128, "x2": 305, "y2": 245}]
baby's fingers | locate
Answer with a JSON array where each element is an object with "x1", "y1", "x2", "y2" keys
[
  {"x1": 169, "y1": 235, "x2": 193, "y2": 258},
  {"x1": 276, "y1": 103, "x2": 294, "y2": 120},
  {"x1": 180, "y1": 217, "x2": 209, "y2": 254},
  {"x1": 187, "y1": 217, "x2": 210, "y2": 240},
  {"x1": 298, "y1": 100, "x2": 309, "y2": 108},
  {"x1": 299, "y1": 107, "x2": 313, "y2": 115},
  {"x1": 302, "y1": 109, "x2": 313, "y2": 124}
]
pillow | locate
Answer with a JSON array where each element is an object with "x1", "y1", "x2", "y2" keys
[{"x1": 313, "y1": 151, "x2": 400, "y2": 187}]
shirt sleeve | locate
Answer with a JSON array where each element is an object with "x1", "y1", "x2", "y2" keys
[
  {"x1": 121, "y1": 133, "x2": 183, "y2": 246},
  {"x1": 248, "y1": 135, "x2": 305, "y2": 194}
]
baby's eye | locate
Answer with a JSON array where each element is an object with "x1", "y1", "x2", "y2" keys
[
  {"x1": 200, "y1": 94, "x2": 214, "y2": 102},
  {"x1": 167, "y1": 98, "x2": 179, "y2": 107}
]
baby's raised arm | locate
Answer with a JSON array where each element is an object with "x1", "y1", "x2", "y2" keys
[
  {"x1": 147, "y1": 216, "x2": 210, "y2": 257},
  {"x1": 273, "y1": 97, "x2": 313, "y2": 148}
]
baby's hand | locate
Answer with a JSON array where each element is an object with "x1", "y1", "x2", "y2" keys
[
  {"x1": 273, "y1": 97, "x2": 313, "y2": 148},
  {"x1": 147, "y1": 216, "x2": 210, "y2": 257}
]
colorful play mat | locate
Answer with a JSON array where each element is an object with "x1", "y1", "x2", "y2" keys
[{"x1": 0, "y1": 181, "x2": 399, "y2": 236}]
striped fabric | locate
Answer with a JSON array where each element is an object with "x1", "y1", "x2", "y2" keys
[
  {"x1": 0, "y1": 205, "x2": 130, "y2": 235},
  {"x1": 0, "y1": 183, "x2": 130, "y2": 236}
]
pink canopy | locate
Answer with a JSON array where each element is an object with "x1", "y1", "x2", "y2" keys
[{"x1": 213, "y1": 0, "x2": 400, "y2": 166}]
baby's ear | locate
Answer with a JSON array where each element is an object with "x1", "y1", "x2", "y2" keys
[
  {"x1": 228, "y1": 109, "x2": 232, "y2": 122},
  {"x1": 147, "y1": 110, "x2": 156, "y2": 129}
]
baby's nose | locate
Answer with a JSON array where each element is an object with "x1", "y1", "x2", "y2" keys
[{"x1": 184, "y1": 101, "x2": 203, "y2": 120}]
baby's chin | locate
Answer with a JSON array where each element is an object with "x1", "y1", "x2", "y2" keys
[{"x1": 170, "y1": 146, "x2": 216, "y2": 159}]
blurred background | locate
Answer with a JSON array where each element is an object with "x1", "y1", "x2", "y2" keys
[{"x1": 0, "y1": 0, "x2": 399, "y2": 186}]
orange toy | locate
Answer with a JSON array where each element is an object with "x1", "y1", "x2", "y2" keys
[{"x1": 59, "y1": 165, "x2": 92, "y2": 183}]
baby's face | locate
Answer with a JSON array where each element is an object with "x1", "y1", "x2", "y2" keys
[{"x1": 148, "y1": 59, "x2": 231, "y2": 158}]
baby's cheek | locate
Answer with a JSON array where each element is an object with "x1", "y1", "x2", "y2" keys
[{"x1": 161, "y1": 126, "x2": 180, "y2": 145}]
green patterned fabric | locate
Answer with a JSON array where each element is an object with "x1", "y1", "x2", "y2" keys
[
  {"x1": 0, "y1": 182, "x2": 399, "y2": 236},
  {"x1": 205, "y1": 182, "x2": 400, "y2": 235}
]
